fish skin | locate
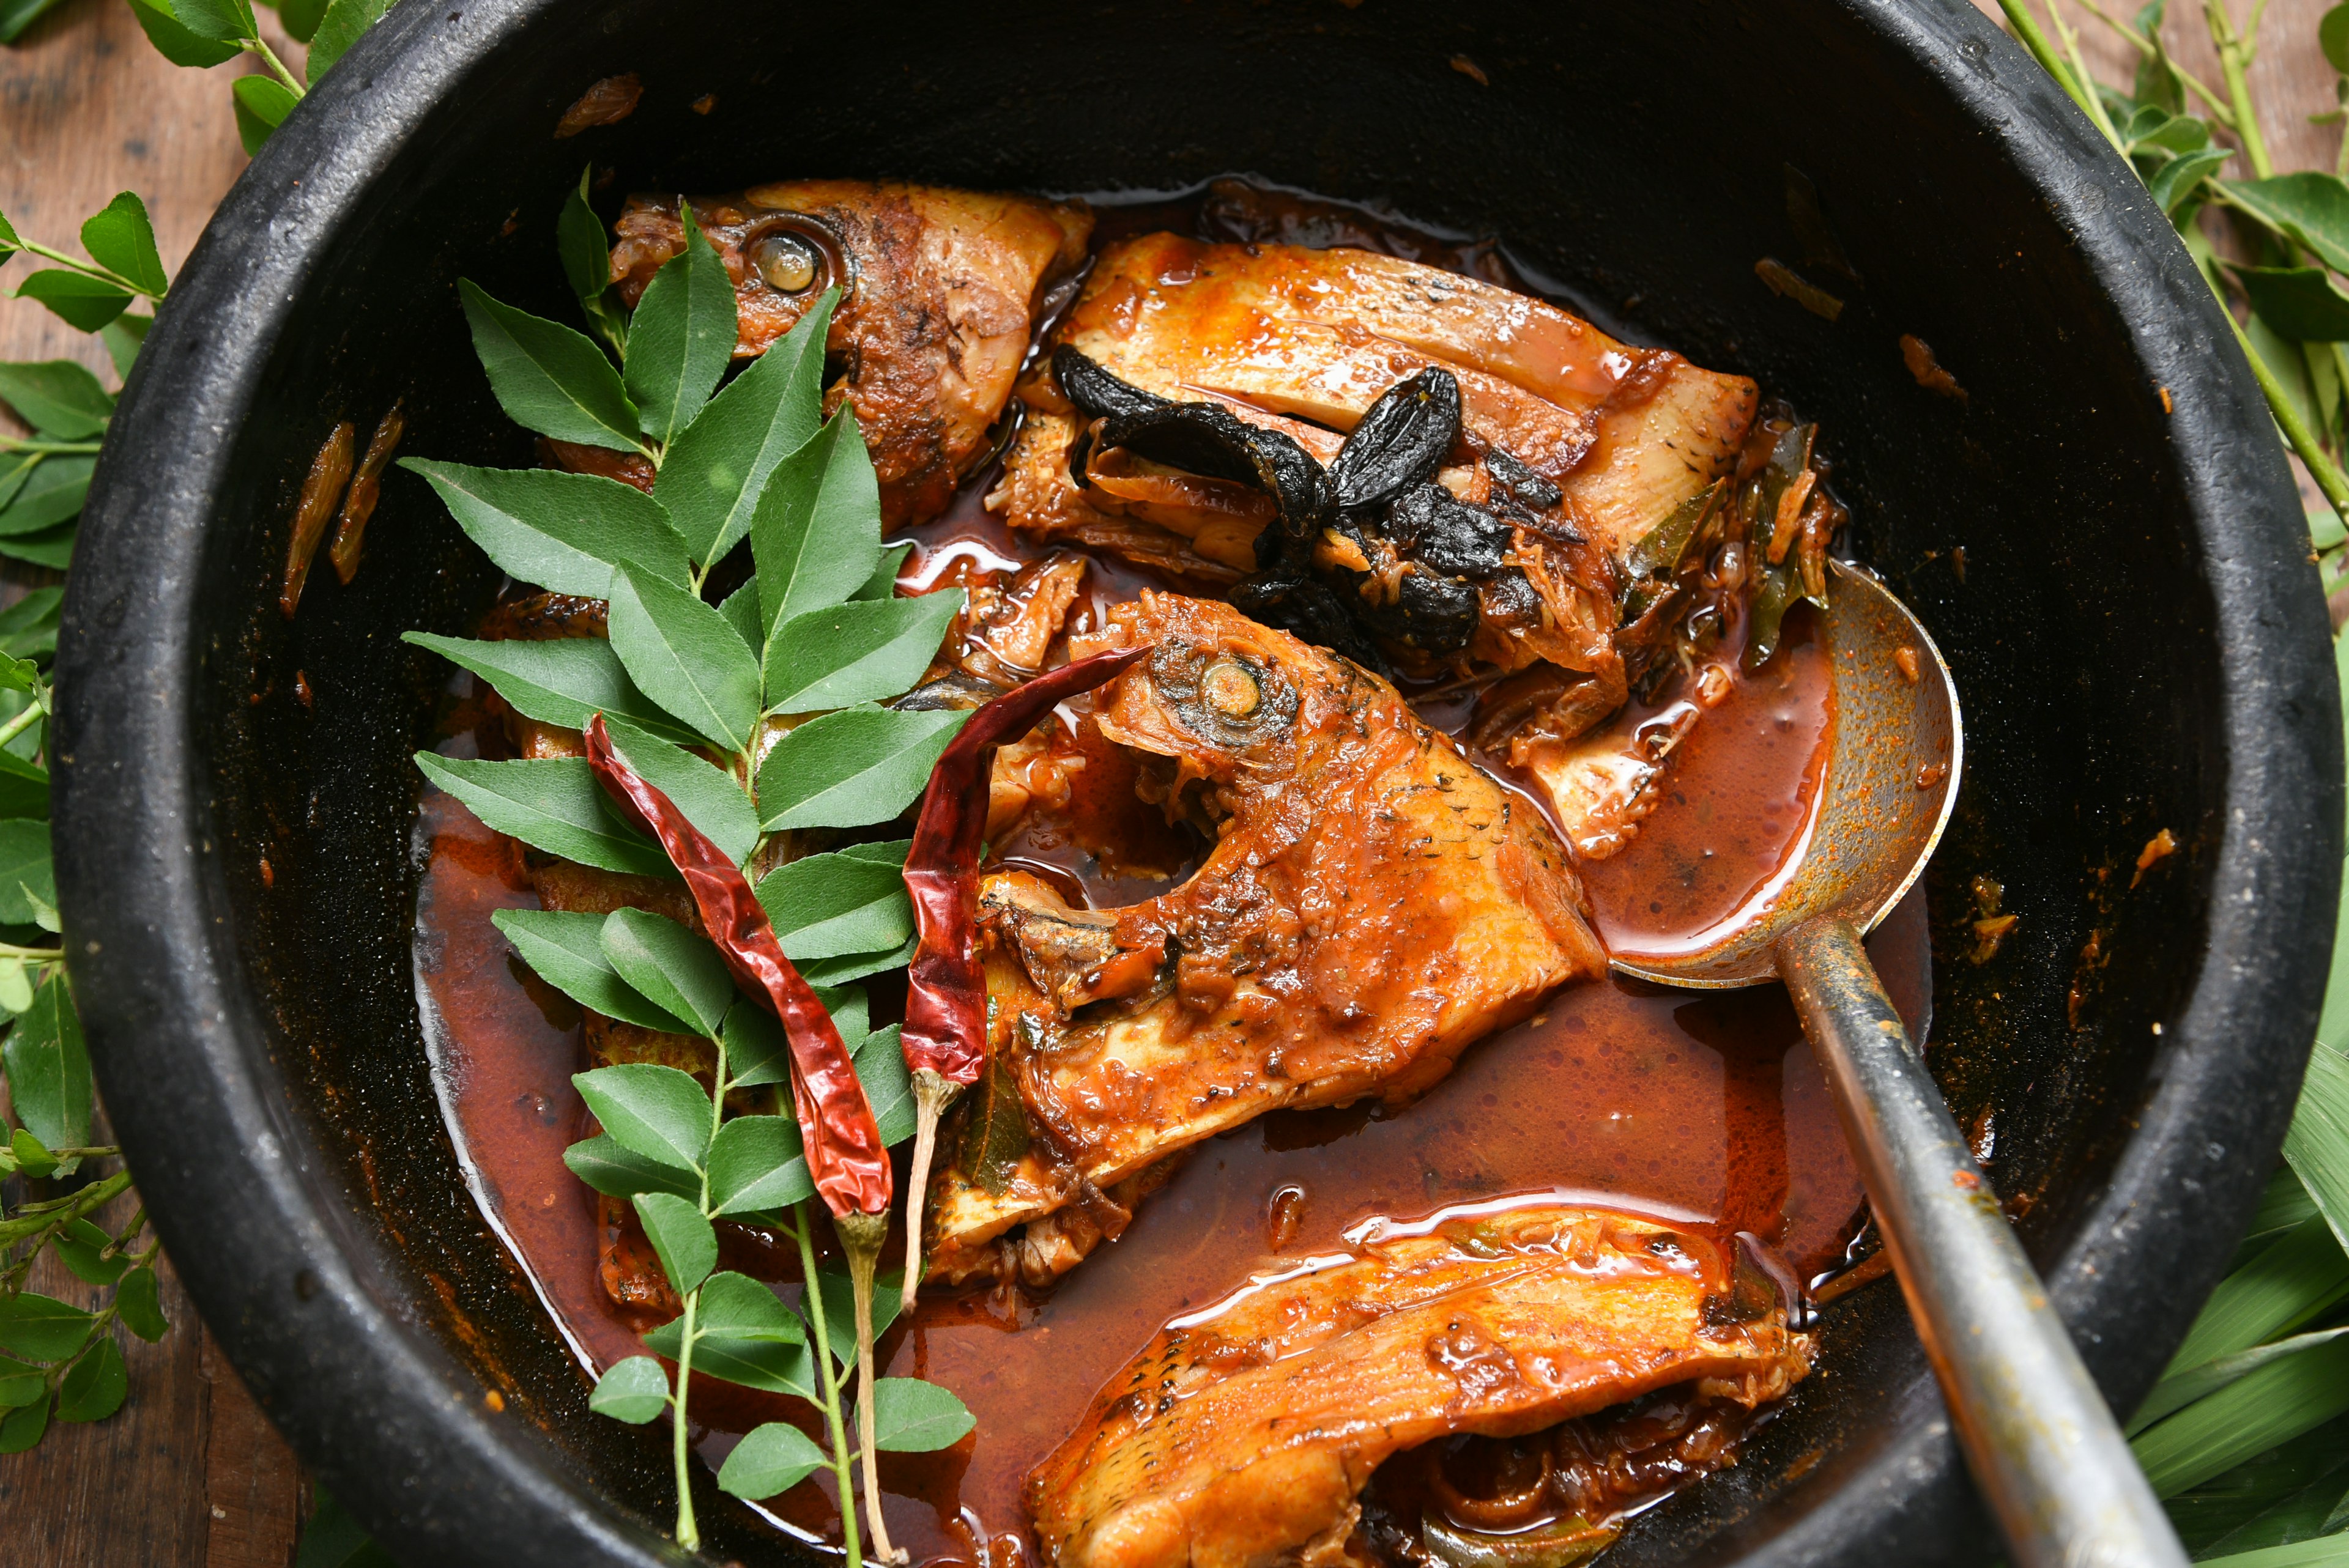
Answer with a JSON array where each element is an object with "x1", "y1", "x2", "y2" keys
[
  {"x1": 612, "y1": 180, "x2": 1092, "y2": 525},
  {"x1": 1025, "y1": 1205, "x2": 1813, "y2": 1568},
  {"x1": 925, "y1": 593, "x2": 1606, "y2": 1288}
]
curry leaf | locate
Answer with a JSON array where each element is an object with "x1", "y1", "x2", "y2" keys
[
  {"x1": 100, "y1": 312, "x2": 152, "y2": 379},
  {"x1": 54, "y1": 1218, "x2": 128, "y2": 1285},
  {"x1": 399, "y1": 460, "x2": 689, "y2": 599},
  {"x1": 563, "y1": 1134, "x2": 702, "y2": 1202},
  {"x1": 0, "y1": 1292, "x2": 94, "y2": 1362},
  {"x1": 56, "y1": 1336, "x2": 127, "y2": 1424},
  {"x1": 0, "y1": 821, "x2": 53, "y2": 931},
  {"x1": 601, "y1": 908, "x2": 735, "y2": 1039},
  {"x1": 764, "y1": 590, "x2": 965, "y2": 714},
  {"x1": 401, "y1": 632, "x2": 699, "y2": 746},
  {"x1": 656, "y1": 290, "x2": 836, "y2": 566},
  {"x1": 854, "y1": 542, "x2": 912, "y2": 602},
  {"x1": 231, "y1": 75, "x2": 299, "y2": 158},
  {"x1": 646, "y1": 1271, "x2": 813, "y2": 1398},
  {"x1": 2227, "y1": 174, "x2": 2349, "y2": 276},
  {"x1": 754, "y1": 704, "x2": 968, "y2": 831},
  {"x1": 597, "y1": 717, "x2": 762, "y2": 869},
  {"x1": 173, "y1": 0, "x2": 255, "y2": 41},
  {"x1": 707, "y1": 1114, "x2": 811, "y2": 1215},
  {"x1": 573, "y1": 1063, "x2": 713, "y2": 1172},
  {"x1": 417, "y1": 753, "x2": 672, "y2": 878},
  {"x1": 633, "y1": 1192, "x2": 718, "y2": 1294},
  {"x1": 0, "y1": 1355, "x2": 39, "y2": 1408},
  {"x1": 0, "y1": 362, "x2": 113, "y2": 439},
  {"x1": 12, "y1": 270, "x2": 132, "y2": 332},
  {"x1": 721, "y1": 999, "x2": 791, "y2": 1090},
  {"x1": 492, "y1": 908, "x2": 695, "y2": 1034},
  {"x1": 115, "y1": 1268, "x2": 168, "y2": 1343},
  {"x1": 2148, "y1": 147, "x2": 2232, "y2": 216},
  {"x1": 798, "y1": 939, "x2": 918, "y2": 988},
  {"x1": 2, "y1": 973, "x2": 89, "y2": 1161},
  {"x1": 2230, "y1": 264, "x2": 2349, "y2": 344},
  {"x1": 0, "y1": 522, "x2": 76, "y2": 571},
  {"x1": 558, "y1": 166, "x2": 612, "y2": 312},
  {"x1": 606, "y1": 561, "x2": 763, "y2": 754},
  {"x1": 624, "y1": 201, "x2": 738, "y2": 449},
  {"x1": 957, "y1": 1051, "x2": 1031, "y2": 1198},
  {"x1": 458, "y1": 279, "x2": 641, "y2": 452},
  {"x1": 588, "y1": 1356, "x2": 670, "y2": 1424},
  {"x1": 751, "y1": 409, "x2": 885, "y2": 640},
  {"x1": 0, "y1": 456, "x2": 95, "y2": 538},
  {"x1": 0, "y1": 0, "x2": 70, "y2": 42},
  {"x1": 719, "y1": 582, "x2": 762, "y2": 651},
  {"x1": 718, "y1": 1421, "x2": 828, "y2": 1499},
  {"x1": 0, "y1": 749, "x2": 49, "y2": 820},
  {"x1": 755, "y1": 842, "x2": 915, "y2": 963},
  {"x1": 871, "y1": 1378, "x2": 975, "y2": 1452},
  {"x1": 78, "y1": 193, "x2": 166, "y2": 297},
  {"x1": 808, "y1": 1265, "x2": 902, "y2": 1373},
  {"x1": 125, "y1": 0, "x2": 239, "y2": 65},
  {"x1": 0, "y1": 1396, "x2": 46, "y2": 1454},
  {"x1": 305, "y1": 0, "x2": 389, "y2": 84},
  {"x1": 856, "y1": 1025, "x2": 916, "y2": 1147}
]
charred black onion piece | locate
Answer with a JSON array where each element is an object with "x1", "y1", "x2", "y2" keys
[
  {"x1": 1094, "y1": 403, "x2": 1333, "y2": 549},
  {"x1": 1485, "y1": 446, "x2": 1564, "y2": 510},
  {"x1": 1384, "y1": 483, "x2": 1512, "y2": 580},
  {"x1": 1327, "y1": 368, "x2": 1462, "y2": 510},
  {"x1": 1053, "y1": 345, "x2": 1172, "y2": 420},
  {"x1": 1359, "y1": 568, "x2": 1482, "y2": 656},
  {"x1": 1228, "y1": 569, "x2": 1390, "y2": 673}
]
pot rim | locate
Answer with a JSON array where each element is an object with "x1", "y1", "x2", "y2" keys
[{"x1": 49, "y1": 1, "x2": 2343, "y2": 1563}]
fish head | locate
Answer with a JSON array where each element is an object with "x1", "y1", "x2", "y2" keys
[{"x1": 1087, "y1": 594, "x2": 1310, "y2": 782}]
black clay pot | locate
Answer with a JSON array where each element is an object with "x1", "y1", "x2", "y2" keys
[{"x1": 50, "y1": 1, "x2": 2342, "y2": 1563}]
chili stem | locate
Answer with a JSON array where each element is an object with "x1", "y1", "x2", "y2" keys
[
  {"x1": 793, "y1": 1202, "x2": 864, "y2": 1567},
  {"x1": 836, "y1": 1209, "x2": 902, "y2": 1564},
  {"x1": 897, "y1": 1073, "x2": 962, "y2": 1313}
]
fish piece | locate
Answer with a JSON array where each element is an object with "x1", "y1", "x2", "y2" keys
[
  {"x1": 924, "y1": 594, "x2": 1606, "y2": 1287},
  {"x1": 1026, "y1": 1205, "x2": 1813, "y2": 1568},
  {"x1": 612, "y1": 181, "x2": 1093, "y2": 525}
]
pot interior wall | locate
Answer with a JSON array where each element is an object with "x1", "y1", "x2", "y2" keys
[{"x1": 183, "y1": 1, "x2": 2226, "y2": 1561}]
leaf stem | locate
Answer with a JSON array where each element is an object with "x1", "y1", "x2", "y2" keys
[
  {"x1": 2045, "y1": 0, "x2": 2129, "y2": 149},
  {"x1": 2207, "y1": 0, "x2": 2276, "y2": 178},
  {"x1": 14, "y1": 242, "x2": 157, "y2": 301},
  {"x1": 2074, "y1": 0, "x2": 2240, "y2": 126},
  {"x1": 0, "y1": 439, "x2": 98, "y2": 456},
  {"x1": 247, "y1": 35, "x2": 306, "y2": 99},
  {"x1": 0, "y1": 701, "x2": 47, "y2": 752},
  {"x1": 0, "y1": 941, "x2": 60, "y2": 961},
  {"x1": 2231, "y1": 309, "x2": 2349, "y2": 517},
  {"x1": 792, "y1": 1202, "x2": 864, "y2": 1567},
  {"x1": 1999, "y1": 0, "x2": 2124, "y2": 152}
]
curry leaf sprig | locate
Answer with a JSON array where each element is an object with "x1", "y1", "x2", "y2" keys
[
  {"x1": 1998, "y1": 6, "x2": 2349, "y2": 1561},
  {"x1": 403, "y1": 176, "x2": 972, "y2": 1556}
]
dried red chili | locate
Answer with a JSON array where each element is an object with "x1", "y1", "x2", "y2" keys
[
  {"x1": 895, "y1": 644, "x2": 1149, "y2": 1306},
  {"x1": 582, "y1": 714, "x2": 890, "y2": 1219}
]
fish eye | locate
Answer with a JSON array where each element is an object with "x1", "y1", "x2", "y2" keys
[
  {"x1": 1201, "y1": 659, "x2": 1261, "y2": 718},
  {"x1": 751, "y1": 234, "x2": 819, "y2": 293}
]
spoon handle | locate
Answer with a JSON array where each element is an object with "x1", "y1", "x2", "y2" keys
[{"x1": 1777, "y1": 917, "x2": 2188, "y2": 1568}]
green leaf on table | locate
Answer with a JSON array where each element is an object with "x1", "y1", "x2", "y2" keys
[
  {"x1": 399, "y1": 459, "x2": 688, "y2": 599},
  {"x1": 458, "y1": 279, "x2": 640, "y2": 453},
  {"x1": 0, "y1": 749, "x2": 50, "y2": 819},
  {"x1": 231, "y1": 75, "x2": 300, "y2": 157},
  {"x1": 764, "y1": 590, "x2": 965, "y2": 714},
  {"x1": 852, "y1": 542, "x2": 911, "y2": 602},
  {"x1": 632, "y1": 1191, "x2": 717, "y2": 1293},
  {"x1": 751, "y1": 408, "x2": 884, "y2": 640},
  {"x1": 0, "y1": 1291, "x2": 94, "y2": 1362},
  {"x1": 305, "y1": 0, "x2": 388, "y2": 83},
  {"x1": 56, "y1": 1334, "x2": 125, "y2": 1423},
  {"x1": 656, "y1": 289, "x2": 835, "y2": 567},
  {"x1": 596, "y1": 717, "x2": 761, "y2": 868},
  {"x1": 125, "y1": 0, "x2": 239, "y2": 64},
  {"x1": 605, "y1": 562, "x2": 762, "y2": 753},
  {"x1": 646, "y1": 1271, "x2": 812, "y2": 1398},
  {"x1": 492, "y1": 908, "x2": 695, "y2": 1034},
  {"x1": 0, "y1": 819, "x2": 56, "y2": 928},
  {"x1": 2167, "y1": 1211, "x2": 2349, "y2": 1374},
  {"x1": 0, "y1": 210, "x2": 14, "y2": 255},
  {"x1": 2148, "y1": 146, "x2": 2230, "y2": 216},
  {"x1": 2132, "y1": 1334, "x2": 2349, "y2": 1496},
  {"x1": 3, "y1": 972, "x2": 90, "y2": 1161},
  {"x1": 2287, "y1": 1043, "x2": 2349, "y2": 1254},
  {"x1": 2328, "y1": 2, "x2": 2349, "y2": 74},
  {"x1": 79, "y1": 193, "x2": 166, "y2": 297},
  {"x1": 563, "y1": 1134, "x2": 701, "y2": 1202},
  {"x1": 623, "y1": 201, "x2": 737, "y2": 449},
  {"x1": 588, "y1": 1355, "x2": 669, "y2": 1423},
  {"x1": 0, "y1": 588, "x2": 56, "y2": 663},
  {"x1": 0, "y1": 0, "x2": 71, "y2": 45},
  {"x1": 0, "y1": 522, "x2": 76, "y2": 571},
  {"x1": 12, "y1": 270, "x2": 132, "y2": 332},
  {"x1": 872, "y1": 1377, "x2": 975, "y2": 1452},
  {"x1": 0, "y1": 361, "x2": 113, "y2": 439},
  {"x1": 53, "y1": 1218, "x2": 128, "y2": 1285},
  {"x1": 100, "y1": 313, "x2": 153, "y2": 379},
  {"x1": 718, "y1": 1420, "x2": 828, "y2": 1500},
  {"x1": 417, "y1": 753, "x2": 670, "y2": 878},
  {"x1": 0, "y1": 455, "x2": 94, "y2": 536},
  {"x1": 401, "y1": 632, "x2": 697, "y2": 746},
  {"x1": 174, "y1": 0, "x2": 256, "y2": 40},
  {"x1": 116, "y1": 1267, "x2": 168, "y2": 1343},
  {"x1": 2132, "y1": 1325, "x2": 2349, "y2": 1435},
  {"x1": 276, "y1": 0, "x2": 330, "y2": 42},
  {"x1": 707, "y1": 1113, "x2": 811, "y2": 1215},
  {"x1": 0, "y1": 1354, "x2": 42, "y2": 1407},
  {"x1": 807, "y1": 1265, "x2": 902, "y2": 1374},
  {"x1": 573, "y1": 1063, "x2": 714, "y2": 1172},
  {"x1": 856, "y1": 1024, "x2": 915, "y2": 1146},
  {"x1": 2231, "y1": 264, "x2": 2349, "y2": 344},
  {"x1": 756, "y1": 841, "x2": 915, "y2": 964},
  {"x1": 601, "y1": 906, "x2": 735, "y2": 1039},
  {"x1": 0, "y1": 1393, "x2": 46, "y2": 1454},
  {"x1": 755, "y1": 704, "x2": 968, "y2": 831},
  {"x1": 2228, "y1": 174, "x2": 2349, "y2": 275}
]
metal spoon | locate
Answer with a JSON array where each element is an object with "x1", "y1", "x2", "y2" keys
[{"x1": 1611, "y1": 560, "x2": 2187, "y2": 1568}]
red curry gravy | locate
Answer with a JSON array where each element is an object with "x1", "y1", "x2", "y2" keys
[{"x1": 414, "y1": 187, "x2": 1924, "y2": 1564}]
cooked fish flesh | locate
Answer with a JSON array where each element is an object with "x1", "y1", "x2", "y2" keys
[
  {"x1": 1026, "y1": 1204, "x2": 1813, "y2": 1568},
  {"x1": 612, "y1": 180, "x2": 1093, "y2": 525},
  {"x1": 924, "y1": 593, "x2": 1607, "y2": 1288}
]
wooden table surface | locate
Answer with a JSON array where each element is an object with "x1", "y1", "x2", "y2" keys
[{"x1": 0, "y1": 1, "x2": 2339, "y2": 1564}]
